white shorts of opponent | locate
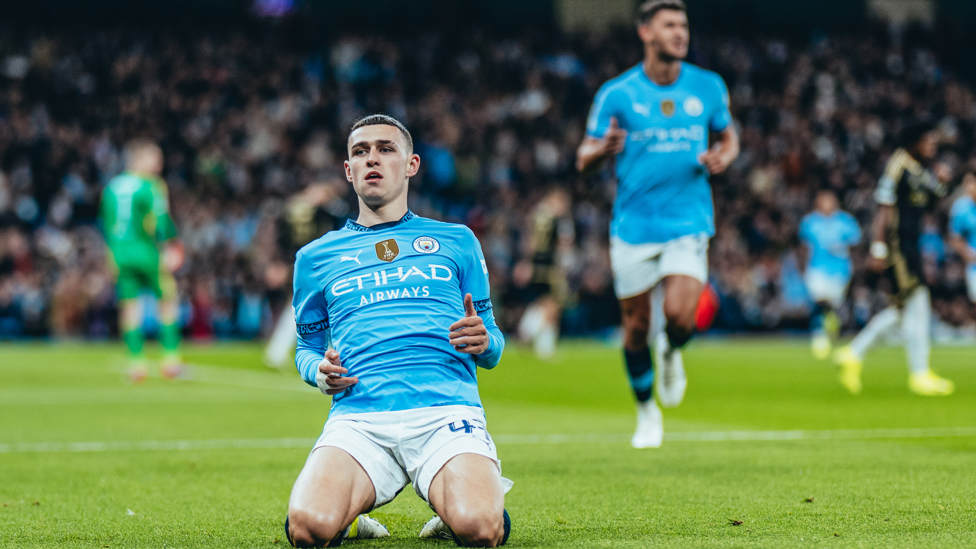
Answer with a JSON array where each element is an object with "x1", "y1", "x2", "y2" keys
[
  {"x1": 804, "y1": 269, "x2": 850, "y2": 310},
  {"x1": 312, "y1": 405, "x2": 513, "y2": 509},
  {"x1": 609, "y1": 233, "x2": 709, "y2": 299},
  {"x1": 967, "y1": 265, "x2": 976, "y2": 303}
]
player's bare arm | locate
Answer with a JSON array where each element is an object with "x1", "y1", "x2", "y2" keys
[
  {"x1": 949, "y1": 234, "x2": 976, "y2": 264},
  {"x1": 576, "y1": 117, "x2": 627, "y2": 174},
  {"x1": 867, "y1": 204, "x2": 894, "y2": 272},
  {"x1": 699, "y1": 126, "x2": 740, "y2": 175},
  {"x1": 163, "y1": 240, "x2": 185, "y2": 273},
  {"x1": 449, "y1": 293, "x2": 489, "y2": 355}
]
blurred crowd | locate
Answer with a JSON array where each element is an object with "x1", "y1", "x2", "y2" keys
[{"x1": 2, "y1": 20, "x2": 976, "y2": 341}]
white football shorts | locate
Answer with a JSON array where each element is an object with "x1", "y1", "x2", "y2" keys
[
  {"x1": 805, "y1": 268, "x2": 850, "y2": 309},
  {"x1": 311, "y1": 405, "x2": 511, "y2": 509},
  {"x1": 967, "y1": 265, "x2": 976, "y2": 303},
  {"x1": 609, "y1": 233, "x2": 709, "y2": 299}
]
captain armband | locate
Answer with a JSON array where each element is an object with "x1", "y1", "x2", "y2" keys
[{"x1": 297, "y1": 319, "x2": 330, "y2": 335}]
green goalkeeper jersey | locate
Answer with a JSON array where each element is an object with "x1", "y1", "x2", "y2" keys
[{"x1": 100, "y1": 172, "x2": 177, "y2": 266}]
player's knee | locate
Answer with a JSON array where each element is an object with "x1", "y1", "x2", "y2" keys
[
  {"x1": 120, "y1": 302, "x2": 141, "y2": 331},
  {"x1": 663, "y1": 298, "x2": 696, "y2": 348},
  {"x1": 158, "y1": 300, "x2": 179, "y2": 324},
  {"x1": 665, "y1": 322, "x2": 694, "y2": 349},
  {"x1": 287, "y1": 508, "x2": 344, "y2": 548},
  {"x1": 449, "y1": 509, "x2": 504, "y2": 547},
  {"x1": 663, "y1": 300, "x2": 695, "y2": 333},
  {"x1": 622, "y1": 314, "x2": 650, "y2": 350}
]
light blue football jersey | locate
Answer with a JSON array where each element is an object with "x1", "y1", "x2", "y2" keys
[
  {"x1": 586, "y1": 62, "x2": 732, "y2": 244},
  {"x1": 798, "y1": 211, "x2": 862, "y2": 279},
  {"x1": 950, "y1": 195, "x2": 976, "y2": 252},
  {"x1": 293, "y1": 211, "x2": 504, "y2": 416}
]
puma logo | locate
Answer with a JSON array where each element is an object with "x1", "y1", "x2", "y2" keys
[{"x1": 340, "y1": 250, "x2": 362, "y2": 265}]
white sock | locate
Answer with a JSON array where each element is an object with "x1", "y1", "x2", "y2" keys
[
  {"x1": 534, "y1": 323, "x2": 557, "y2": 359},
  {"x1": 849, "y1": 306, "x2": 901, "y2": 359},
  {"x1": 901, "y1": 287, "x2": 931, "y2": 375},
  {"x1": 264, "y1": 305, "x2": 297, "y2": 368},
  {"x1": 518, "y1": 304, "x2": 544, "y2": 341},
  {"x1": 637, "y1": 397, "x2": 658, "y2": 415},
  {"x1": 649, "y1": 283, "x2": 666, "y2": 346}
]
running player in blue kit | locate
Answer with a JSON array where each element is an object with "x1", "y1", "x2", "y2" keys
[
  {"x1": 799, "y1": 189, "x2": 862, "y2": 360},
  {"x1": 577, "y1": 0, "x2": 739, "y2": 448},
  {"x1": 286, "y1": 115, "x2": 511, "y2": 548},
  {"x1": 949, "y1": 172, "x2": 976, "y2": 305}
]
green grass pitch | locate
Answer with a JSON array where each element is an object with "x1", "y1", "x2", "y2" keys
[{"x1": 1, "y1": 339, "x2": 974, "y2": 548}]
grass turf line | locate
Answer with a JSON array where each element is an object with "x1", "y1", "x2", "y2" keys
[{"x1": 0, "y1": 340, "x2": 974, "y2": 547}]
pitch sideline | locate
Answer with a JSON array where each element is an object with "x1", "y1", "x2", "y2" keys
[{"x1": 2, "y1": 427, "x2": 974, "y2": 454}]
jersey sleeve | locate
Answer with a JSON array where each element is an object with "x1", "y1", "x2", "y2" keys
[
  {"x1": 844, "y1": 213, "x2": 863, "y2": 246},
  {"x1": 876, "y1": 151, "x2": 906, "y2": 206},
  {"x1": 293, "y1": 251, "x2": 330, "y2": 387},
  {"x1": 458, "y1": 228, "x2": 505, "y2": 369},
  {"x1": 98, "y1": 187, "x2": 114, "y2": 237},
  {"x1": 798, "y1": 215, "x2": 813, "y2": 244},
  {"x1": 950, "y1": 202, "x2": 974, "y2": 239},
  {"x1": 151, "y1": 181, "x2": 178, "y2": 242},
  {"x1": 585, "y1": 83, "x2": 621, "y2": 138},
  {"x1": 709, "y1": 75, "x2": 732, "y2": 132}
]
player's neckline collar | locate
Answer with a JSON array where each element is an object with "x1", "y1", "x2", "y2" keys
[
  {"x1": 639, "y1": 61, "x2": 685, "y2": 89},
  {"x1": 344, "y1": 210, "x2": 416, "y2": 232}
]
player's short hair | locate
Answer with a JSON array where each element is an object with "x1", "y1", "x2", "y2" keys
[
  {"x1": 638, "y1": 0, "x2": 686, "y2": 25},
  {"x1": 349, "y1": 114, "x2": 414, "y2": 154},
  {"x1": 899, "y1": 120, "x2": 937, "y2": 149},
  {"x1": 125, "y1": 138, "x2": 160, "y2": 157}
]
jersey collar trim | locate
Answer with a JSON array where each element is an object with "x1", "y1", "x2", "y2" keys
[
  {"x1": 344, "y1": 210, "x2": 416, "y2": 232},
  {"x1": 637, "y1": 61, "x2": 686, "y2": 90}
]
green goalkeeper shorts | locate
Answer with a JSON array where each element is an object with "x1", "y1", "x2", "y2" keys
[{"x1": 114, "y1": 260, "x2": 176, "y2": 301}]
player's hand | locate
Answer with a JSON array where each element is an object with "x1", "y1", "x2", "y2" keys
[
  {"x1": 601, "y1": 117, "x2": 628, "y2": 157},
  {"x1": 449, "y1": 293, "x2": 489, "y2": 355},
  {"x1": 867, "y1": 256, "x2": 887, "y2": 273},
  {"x1": 316, "y1": 349, "x2": 358, "y2": 396},
  {"x1": 699, "y1": 146, "x2": 733, "y2": 175},
  {"x1": 163, "y1": 241, "x2": 185, "y2": 273}
]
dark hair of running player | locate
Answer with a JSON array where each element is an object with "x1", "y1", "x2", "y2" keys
[
  {"x1": 899, "y1": 120, "x2": 937, "y2": 150},
  {"x1": 638, "y1": 0, "x2": 686, "y2": 25}
]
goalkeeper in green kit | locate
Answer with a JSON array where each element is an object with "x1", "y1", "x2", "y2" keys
[{"x1": 100, "y1": 139, "x2": 185, "y2": 382}]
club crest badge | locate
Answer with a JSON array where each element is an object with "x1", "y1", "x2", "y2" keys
[
  {"x1": 660, "y1": 98, "x2": 675, "y2": 117},
  {"x1": 375, "y1": 239, "x2": 399, "y2": 262},
  {"x1": 683, "y1": 96, "x2": 704, "y2": 117},
  {"x1": 412, "y1": 236, "x2": 440, "y2": 254}
]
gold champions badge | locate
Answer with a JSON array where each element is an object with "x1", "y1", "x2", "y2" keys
[
  {"x1": 375, "y1": 239, "x2": 400, "y2": 262},
  {"x1": 660, "y1": 98, "x2": 675, "y2": 117}
]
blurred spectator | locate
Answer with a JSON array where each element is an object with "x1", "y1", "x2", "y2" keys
[{"x1": 1, "y1": 19, "x2": 976, "y2": 341}]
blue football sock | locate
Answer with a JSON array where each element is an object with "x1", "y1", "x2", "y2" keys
[{"x1": 624, "y1": 348, "x2": 654, "y2": 402}]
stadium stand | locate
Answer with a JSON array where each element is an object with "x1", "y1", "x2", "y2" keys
[{"x1": 0, "y1": 21, "x2": 975, "y2": 340}]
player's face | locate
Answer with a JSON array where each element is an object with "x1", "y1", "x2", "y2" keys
[
  {"x1": 963, "y1": 173, "x2": 976, "y2": 199},
  {"x1": 131, "y1": 148, "x2": 163, "y2": 176},
  {"x1": 916, "y1": 131, "x2": 939, "y2": 160},
  {"x1": 345, "y1": 125, "x2": 420, "y2": 208},
  {"x1": 816, "y1": 192, "x2": 838, "y2": 214},
  {"x1": 639, "y1": 9, "x2": 689, "y2": 61}
]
